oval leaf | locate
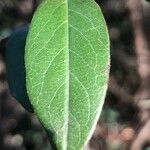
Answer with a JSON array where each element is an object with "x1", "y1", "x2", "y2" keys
[
  {"x1": 25, "y1": 0, "x2": 110, "y2": 149},
  {"x1": 6, "y1": 25, "x2": 34, "y2": 112}
]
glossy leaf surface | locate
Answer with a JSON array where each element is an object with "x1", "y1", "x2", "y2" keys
[
  {"x1": 25, "y1": 0, "x2": 110, "y2": 149},
  {"x1": 6, "y1": 25, "x2": 33, "y2": 112}
]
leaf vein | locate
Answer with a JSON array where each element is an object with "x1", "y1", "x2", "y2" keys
[
  {"x1": 70, "y1": 72, "x2": 90, "y2": 125},
  {"x1": 69, "y1": 24, "x2": 98, "y2": 71}
]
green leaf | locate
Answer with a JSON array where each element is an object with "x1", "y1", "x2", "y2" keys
[
  {"x1": 25, "y1": 0, "x2": 110, "y2": 149},
  {"x1": 5, "y1": 25, "x2": 34, "y2": 112}
]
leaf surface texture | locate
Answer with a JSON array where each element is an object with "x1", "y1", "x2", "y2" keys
[{"x1": 25, "y1": 0, "x2": 110, "y2": 149}]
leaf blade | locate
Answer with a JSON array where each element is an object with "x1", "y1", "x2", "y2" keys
[
  {"x1": 26, "y1": 0, "x2": 69, "y2": 148},
  {"x1": 68, "y1": 1, "x2": 109, "y2": 149},
  {"x1": 5, "y1": 25, "x2": 34, "y2": 112},
  {"x1": 25, "y1": 0, "x2": 110, "y2": 149}
]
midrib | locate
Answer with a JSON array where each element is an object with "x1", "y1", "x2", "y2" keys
[{"x1": 63, "y1": 0, "x2": 70, "y2": 150}]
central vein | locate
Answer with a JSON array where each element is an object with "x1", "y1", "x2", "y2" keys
[{"x1": 63, "y1": 0, "x2": 70, "y2": 149}]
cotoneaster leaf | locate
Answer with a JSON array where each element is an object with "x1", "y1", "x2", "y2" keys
[
  {"x1": 6, "y1": 25, "x2": 33, "y2": 112},
  {"x1": 25, "y1": 0, "x2": 110, "y2": 150}
]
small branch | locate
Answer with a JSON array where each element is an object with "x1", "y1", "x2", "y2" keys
[
  {"x1": 108, "y1": 76, "x2": 134, "y2": 103},
  {"x1": 125, "y1": 0, "x2": 150, "y2": 149},
  {"x1": 130, "y1": 119, "x2": 150, "y2": 150},
  {"x1": 125, "y1": 0, "x2": 150, "y2": 101},
  {"x1": 115, "y1": 49, "x2": 137, "y2": 69}
]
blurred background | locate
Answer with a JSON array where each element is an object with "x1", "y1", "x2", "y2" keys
[{"x1": 0, "y1": 0, "x2": 150, "y2": 150}]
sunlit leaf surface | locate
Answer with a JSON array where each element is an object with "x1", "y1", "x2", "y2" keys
[{"x1": 25, "y1": 0, "x2": 110, "y2": 149}]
